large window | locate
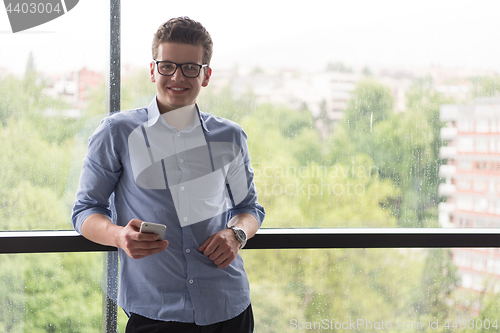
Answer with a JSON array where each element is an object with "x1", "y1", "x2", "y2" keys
[
  {"x1": 1, "y1": 1, "x2": 499, "y2": 231},
  {"x1": 1, "y1": 0, "x2": 500, "y2": 331},
  {"x1": 1, "y1": 0, "x2": 109, "y2": 231},
  {"x1": 119, "y1": 1, "x2": 500, "y2": 231}
]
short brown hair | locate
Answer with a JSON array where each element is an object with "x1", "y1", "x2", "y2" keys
[{"x1": 152, "y1": 17, "x2": 213, "y2": 65}]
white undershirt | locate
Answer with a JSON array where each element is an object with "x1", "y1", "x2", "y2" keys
[{"x1": 161, "y1": 104, "x2": 197, "y2": 131}]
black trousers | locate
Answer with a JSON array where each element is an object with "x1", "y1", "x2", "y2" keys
[{"x1": 125, "y1": 304, "x2": 254, "y2": 333}]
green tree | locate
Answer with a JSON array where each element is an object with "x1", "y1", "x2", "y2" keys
[
  {"x1": 326, "y1": 61, "x2": 353, "y2": 73},
  {"x1": 471, "y1": 75, "x2": 500, "y2": 98},
  {"x1": 198, "y1": 85, "x2": 257, "y2": 123},
  {"x1": 413, "y1": 249, "x2": 461, "y2": 326},
  {"x1": 343, "y1": 79, "x2": 394, "y2": 146},
  {"x1": 332, "y1": 78, "x2": 451, "y2": 227},
  {"x1": 120, "y1": 68, "x2": 157, "y2": 110},
  {"x1": 0, "y1": 64, "x2": 107, "y2": 331}
]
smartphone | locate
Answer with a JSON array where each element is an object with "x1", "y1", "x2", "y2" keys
[{"x1": 140, "y1": 222, "x2": 166, "y2": 241}]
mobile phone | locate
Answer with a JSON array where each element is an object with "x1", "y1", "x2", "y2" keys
[{"x1": 140, "y1": 222, "x2": 166, "y2": 241}]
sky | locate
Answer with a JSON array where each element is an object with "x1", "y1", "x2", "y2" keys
[{"x1": 1, "y1": 0, "x2": 500, "y2": 77}]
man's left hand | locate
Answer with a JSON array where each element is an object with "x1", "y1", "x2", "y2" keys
[{"x1": 199, "y1": 229, "x2": 241, "y2": 269}]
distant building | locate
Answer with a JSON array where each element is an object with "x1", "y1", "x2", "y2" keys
[
  {"x1": 209, "y1": 68, "x2": 358, "y2": 138},
  {"x1": 42, "y1": 67, "x2": 104, "y2": 117},
  {"x1": 439, "y1": 98, "x2": 500, "y2": 292},
  {"x1": 77, "y1": 67, "x2": 104, "y2": 103}
]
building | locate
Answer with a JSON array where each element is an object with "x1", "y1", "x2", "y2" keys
[
  {"x1": 42, "y1": 67, "x2": 104, "y2": 118},
  {"x1": 439, "y1": 98, "x2": 500, "y2": 292}
]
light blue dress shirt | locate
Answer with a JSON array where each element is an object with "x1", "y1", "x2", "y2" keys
[{"x1": 72, "y1": 97, "x2": 265, "y2": 325}]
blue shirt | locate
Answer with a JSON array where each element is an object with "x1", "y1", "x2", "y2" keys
[{"x1": 72, "y1": 97, "x2": 265, "y2": 325}]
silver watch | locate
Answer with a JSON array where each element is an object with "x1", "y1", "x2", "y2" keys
[{"x1": 228, "y1": 226, "x2": 247, "y2": 249}]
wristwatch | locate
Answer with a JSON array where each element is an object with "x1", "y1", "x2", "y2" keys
[{"x1": 228, "y1": 226, "x2": 247, "y2": 249}]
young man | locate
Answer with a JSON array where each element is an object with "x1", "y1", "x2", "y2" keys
[{"x1": 72, "y1": 17, "x2": 264, "y2": 332}]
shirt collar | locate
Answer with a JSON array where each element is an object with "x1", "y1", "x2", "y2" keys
[{"x1": 147, "y1": 96, "x2": 209, "y2": 132}]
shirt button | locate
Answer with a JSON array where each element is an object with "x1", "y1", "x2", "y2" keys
[
  {"x1": 189, "y1": 279, "x2": 194, "y2": 284},
  {"x1": 179, "y1": 159, "x2": 184, "y2": 163},
  {"x1": 181, "y1": 187, "x2": 185, "y2": 191},
  {"x1": 186, "y1": 248, "x2": 191, "y2": 253},
  {"x1": 177, "y1": 133, "x2": 181, "y2": 137},
  {"x1": 183, "y1": 217, "x2": 188, "y2": 222}
]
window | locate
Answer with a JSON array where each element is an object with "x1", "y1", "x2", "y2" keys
[
  {"x1": 0, "y1": 0, "x2": 109, "y2": 232},
  {"x1": 458, "y1": 119, "x2": 474, "y2": 133},
  {"x1": 476, "y1": 119, "x2": 489, "y2": 133},
  {"x1": 458, "y1": 159, "x2": 473, "y2": 170},
  {"x1": 476, "y1": 162, "x2": 488, "y2": 171},
  {"x1": 491, "y1": 120, "x2": 498, "y2": 133},
  {"x1": 489, "y1": 139, "x2": 496, "y2": 153},
  {"x1": 457, "y1": 196, "x2": 473, "y2": 211},
  {"x1": 458, "y1": 138, "x2": 474, "y2": 152},
  {"x1": 476, "y1": 139, "x2": 489, "y2": 153},
  {"x1": 474, "y1": 198, "x2": 488, "y2": 213},
  {"x1": 457, "y1": 179, "x2": 471, "y2": 191},
  {"x1": 2, "y1": 1, "x2": 500, "y2": 331},
  {"x1": 472, "y1": 256, "x2": 485, "y2": 271},
  {"x1": 473, "y1": 180, "x2": 486, "y2": 192},
  {"x1": 462, "y1": 273, "x2": 472, "y2": 288}
]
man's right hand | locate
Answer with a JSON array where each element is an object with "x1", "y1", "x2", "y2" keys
[
  {"x1": 116, "y1": 219, "x2": 169, "y2": 259},
  {"x1": 81, "y1": 214, "x2": 168, "y2": 260}
]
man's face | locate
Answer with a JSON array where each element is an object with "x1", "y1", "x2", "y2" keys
[{"x1": 150, "y1": 42, "x2": 211, "y2": 113}]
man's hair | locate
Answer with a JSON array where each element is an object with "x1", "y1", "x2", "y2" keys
[{"x1": 152, "y1": 17, "x2": 213, "y2": 66}]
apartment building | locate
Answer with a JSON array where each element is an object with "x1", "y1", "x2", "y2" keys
[{"x1": 439, "y1": 98, "x2": 500, "y2": 292}]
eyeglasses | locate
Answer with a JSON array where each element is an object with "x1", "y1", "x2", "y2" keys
[{"x1": 154, "y1": 61, "x2": 208, "y2": 78}]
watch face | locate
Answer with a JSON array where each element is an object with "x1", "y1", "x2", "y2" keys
[{"x1": 236, "y1": 229, "x2": 246, "y2": 241}]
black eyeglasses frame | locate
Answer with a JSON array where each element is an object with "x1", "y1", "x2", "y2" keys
[{"x1": 154, "y1": 60, "x2": 208, "y2": 78}]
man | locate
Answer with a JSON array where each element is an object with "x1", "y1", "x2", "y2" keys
[{"x1": 72, "y1": 17, "x2": 264, "y2": 333}]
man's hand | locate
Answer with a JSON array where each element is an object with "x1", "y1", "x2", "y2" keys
[
  {"x1": 116, "y1": 219, "x2": 169, "y2": 259},
  {"x1": 199, "y1": 228, "x2": 241, "y2": 269},
  {"x1": 81, "y1": 215, "x2": 168, "y2": 259}
]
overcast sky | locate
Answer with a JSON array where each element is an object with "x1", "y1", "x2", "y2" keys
[{"x1": 1, "y1": 0, "x2": 500, "y2": 76}]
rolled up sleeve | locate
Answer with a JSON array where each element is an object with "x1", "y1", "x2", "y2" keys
[
  {"x1": 71, "y1": 117, "x2": 122, "y2": 234},
  {"x1": 226, "y1": 128, "x2": 265, "y2": 227}
]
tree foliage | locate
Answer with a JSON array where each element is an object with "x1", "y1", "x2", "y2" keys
[
  {"x1": 331, "y1": 78, "x2": 453, "y2": 227},
  {"x1": 471, "y1": 75, "x2": 500, "y2": 98}
]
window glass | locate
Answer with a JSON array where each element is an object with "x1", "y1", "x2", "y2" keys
[
  {"x1": 0, "y1": 252, "x2": 132, "y2": 332},
  {"x1": 2, "y1": 249, "x2": 497, "y2": 332},
  {"x1": 121, "y1": 0, "x2": 500, "y2": 230},
  {"x1": 458, "y1": 138, "x2": 474, "y2": 153},
  {"x1": 476, "y1": 119, "x2": 489, "y2": 133},
  {"x1": 0, "y1": 0, "x2": 108, "y2": 231},
  {"x1": 458, "y1": 119, "x2": 474, "y2": 133},
  {"x1": 242, "y1": 249, "x2": 500, "y2": 332},
  {"x1": 477, "y1": 139, "x2": 489, "y2": 153},
  {"x1": 1, "y1": 1, "x2": 500, "y2": 330},
  {"x1": 2, "y1": 1, "x2": 499, "y2": 232}
]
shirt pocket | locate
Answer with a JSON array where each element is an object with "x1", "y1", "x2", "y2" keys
[{"x1": 183, "y1": 169, "x2": 229, "y2": 224}]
